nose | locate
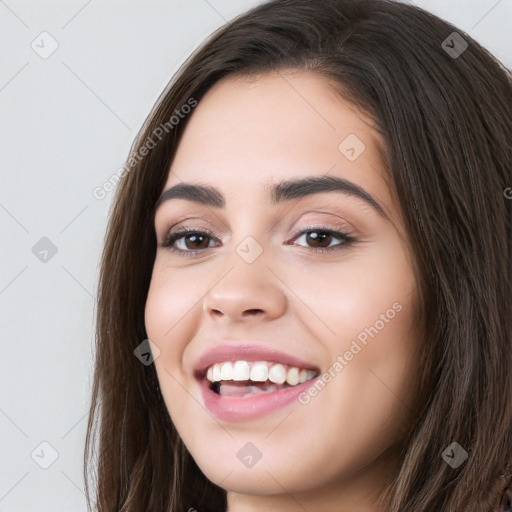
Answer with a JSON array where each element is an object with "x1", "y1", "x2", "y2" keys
[{"x1": 202, "y1": 256, "x2": 287, "y2": 324}]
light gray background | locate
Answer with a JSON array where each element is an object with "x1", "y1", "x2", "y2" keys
[{"x1": 1, "y1": 1, "x2": 510, "y2": 511}]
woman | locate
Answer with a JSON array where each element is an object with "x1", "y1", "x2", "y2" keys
[{"x1": 84, "y1": 0, "x2": 512, "y2": 510}]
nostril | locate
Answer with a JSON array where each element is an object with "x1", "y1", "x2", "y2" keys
[{"x1": 243, "y1": 309, "x2": 264, "y2": 316}]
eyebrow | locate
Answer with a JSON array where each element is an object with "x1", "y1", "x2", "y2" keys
[{"x1": 153, "y1": 175, "x2": 388, "y2": 219}]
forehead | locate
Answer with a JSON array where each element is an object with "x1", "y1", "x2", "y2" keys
[{"x1": 162, "y1": 70, "x2": 395, "y2": 218}]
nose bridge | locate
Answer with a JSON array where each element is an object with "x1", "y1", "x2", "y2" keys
[
  {"x1": 222, "y1": 204, "x2": 272, "y2": 272},
  {"x1": 202, "y1": 235, "x2": 286, "y2": 321}
]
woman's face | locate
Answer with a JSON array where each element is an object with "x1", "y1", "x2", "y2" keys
[{"x1": 145, "y1": 70, "x2": 420, "y2": 510}]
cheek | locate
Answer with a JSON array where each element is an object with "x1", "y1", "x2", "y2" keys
[
  {"x1": 290, "y1": 237, "x2": 419, "y2": 433},
  {"x1": 144, "y1": 262, "x2": 203, "y2": 350},
  {"x1": 144, "y1": 265, "x2": 205, "y2": 426},
  {"x1": 339, "y1": 252, "x2": 418, "y2": 434},
  {"x1": 290, "y1": 234, "x2": 417, "y2": 351},
  {"x1": 144, "y1": 264, "x2": 204, "y2": 413}
]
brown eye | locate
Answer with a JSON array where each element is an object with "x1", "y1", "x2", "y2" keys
[
  {"x1": 162, "y1": 228, "x2": 220, "y2": 256},
  {"x1": 304, "y1": 231, "x2": 334, "y2": 248},
  {"x1": 292, "y1": 227, "x2": 356, "y2": 252},
  {"x1": 161, "y1": 225, "x2": 356, "y2": 257},
  {"x1": 180, "y1": 233, "x2": 211, "y2": 250}
]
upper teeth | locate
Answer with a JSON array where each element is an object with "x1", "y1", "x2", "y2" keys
[{"x1": 206, "y1": 361, "x2": 317, "y2": 386}]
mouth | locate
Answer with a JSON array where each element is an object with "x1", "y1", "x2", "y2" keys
[
  {"x1": 194, "y1": 348, "x2": 321, "y2": 422},
  {"x1": 204, "y1": 360, "x2": 318, "y2": 398}
]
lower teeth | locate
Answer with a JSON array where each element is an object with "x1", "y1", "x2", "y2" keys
[{"x1": 211, "y1": 381, "x2": 289, "y2": 397}]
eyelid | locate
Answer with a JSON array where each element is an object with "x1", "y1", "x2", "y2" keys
[
  {"x1": 158, "y1": 216, "x2": 218, "y2": 241},
  {"x1": 161, "y1": 222, "x2": 357, "y2": 257},
  {"x1": 162, "y1": 210, "x2": 354, "y2": 235},
  {"x1": 160, "y1": 213, "x2": 353, "y2": 242}
]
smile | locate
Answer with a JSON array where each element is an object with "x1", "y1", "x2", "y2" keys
[
  {"x1": 206, "y1": 360, "x2": 318, "y2": 397},
  {"x1": 193, "y1": 343, "x2": 321, "y2": 421}
]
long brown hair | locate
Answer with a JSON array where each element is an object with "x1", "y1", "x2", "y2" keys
[{"x1": 84, "y1": 1, "x2": 512, "y2": 510}]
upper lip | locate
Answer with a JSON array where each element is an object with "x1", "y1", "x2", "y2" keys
[{"x1": 193, "y1": 343, "x2": 321, "y2": 379}]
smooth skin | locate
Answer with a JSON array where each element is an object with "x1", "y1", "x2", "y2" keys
[{"x1": 145, "y1": 70, "x2": 421, "y2": 512}]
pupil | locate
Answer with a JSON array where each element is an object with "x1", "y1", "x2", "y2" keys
[
  {"x1": 307, "y1": 231, "x2": 330, "y2": 248},
  {"x1": 186, "y1": 234, "x2": 209, "y2": 250}
]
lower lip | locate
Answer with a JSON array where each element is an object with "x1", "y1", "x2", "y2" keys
[{"x1": 198, "y1": 376, "x2": 319, "y2": 422}]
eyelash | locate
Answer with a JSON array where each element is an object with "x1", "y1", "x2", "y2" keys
[{"x1": 161, "y1": 224, "x2": 357, "y2": 257}]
